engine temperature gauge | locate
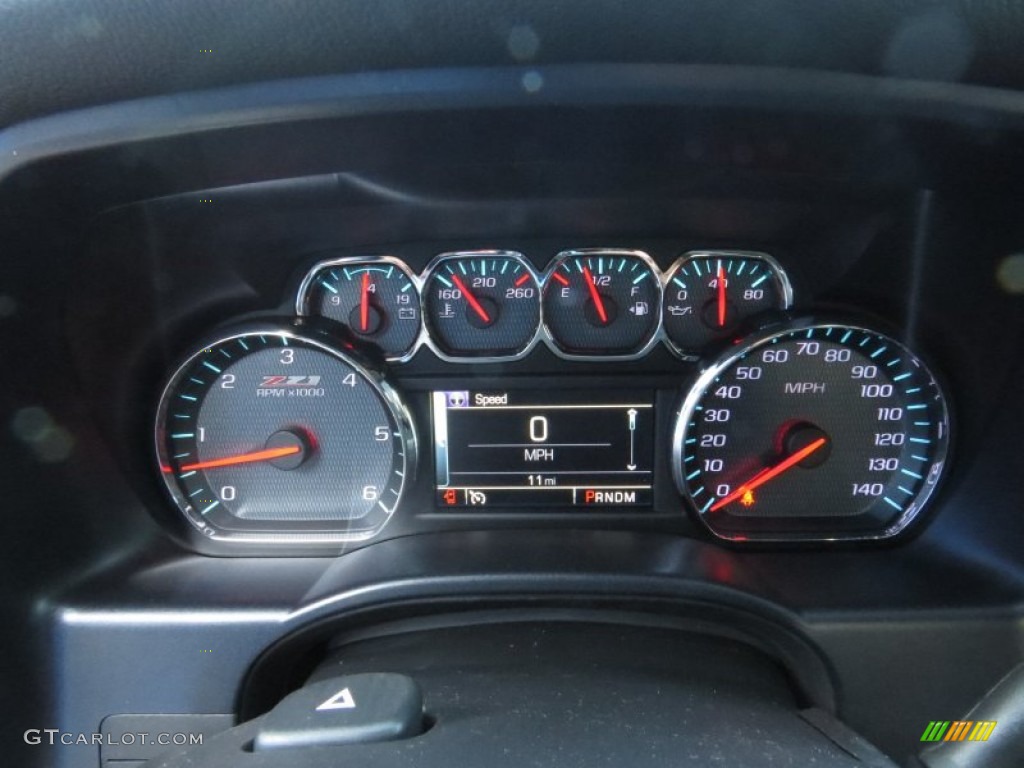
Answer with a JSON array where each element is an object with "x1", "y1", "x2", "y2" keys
[
  {"x1": 423, "y1": 251, "x2": 541, "y2": 360},
  {"x1": 662, "y1": 252, "x2": 792, "y2": 357}
]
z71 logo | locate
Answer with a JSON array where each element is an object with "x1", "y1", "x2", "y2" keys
[
  {"x1": 256, "y1": 375, "x2": 325, "y2": 398},
  {"x1": 258, "y1": 376, "x2": 321, "y2": 387}
]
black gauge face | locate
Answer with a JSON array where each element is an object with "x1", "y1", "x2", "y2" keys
[
  {"x1": 423, "y1": 252, "x2": 541, "y2": 359},
  {"x1": 542, "y1": 251, "x2": 660, "y2": 357},
  {"x1": 302, "y1": 259, "x2": 420, "y2": 360},
  {"x1": 156, "y1": 331, "x2": 413, "y2": 543},
  {"x1": 674, "y1": 324, "x2": 949, "y2": 541},
  {"x1": 662, "y1": 253, "x2": 790, "y2": 356}
]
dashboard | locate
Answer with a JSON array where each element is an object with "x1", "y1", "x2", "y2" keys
[
  {"x1": 2, "y1": 5, "x2": 1024, "y2": 767},
  {"x1": 152, "y1": 245, "x2": 949, "y2": 553}
]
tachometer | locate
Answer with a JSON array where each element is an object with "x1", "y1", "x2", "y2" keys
[
  {"x1": 155, "y1": 327, "x2": 415, "y2": 547},
  {"x1": 673, "y1": 322, "x2": 949, "y2": 542}
]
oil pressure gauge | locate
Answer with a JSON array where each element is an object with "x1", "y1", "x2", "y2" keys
[{"x1": 662, "y1": 251, "x2": 792, "y2": 358}]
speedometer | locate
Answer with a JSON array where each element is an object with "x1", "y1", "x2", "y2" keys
[{"x1": 673, "y1": 322, "x2": 950, "y2": 542}]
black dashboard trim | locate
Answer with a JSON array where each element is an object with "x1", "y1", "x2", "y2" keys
[{"x1": 10, "y1": 63, "x2": 1024, "y2": 196}]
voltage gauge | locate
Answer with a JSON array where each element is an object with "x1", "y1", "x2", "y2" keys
[
  {"x1": 662, "y1": 252, "x2": 791, "y2": 357},
  {"x1": 155, "y1": 327, "x2": 415, "y2": 549},
  {"x1": 542, "y1": 249, "x2": 661, "y2": 358},
  {"x1": 423, "y1": 251, "x2": 541, "y2": 360},
  {"x1": 298, "y1": 257, "x2": 421, "y2": 361}
]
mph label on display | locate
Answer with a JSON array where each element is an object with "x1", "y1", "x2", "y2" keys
[{"x1": 433, "y1": 389, "x2": 654, "y2": 507}]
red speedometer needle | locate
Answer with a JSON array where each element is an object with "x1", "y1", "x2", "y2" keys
[
  {"x1": 360, "y1": 271, "x2": 371, "y2": 332},
  {"x1": 716, "y1": 264, "x2": 727, "y2": 327},
  {"x1": 173, "y1": 445, "x2": 301, "y2": 472},
  {"x1": 709, "y1": 437, "x2": 827, "y2": 512},
  {"x1": 451, "y1": 274, "x2": 491, "y2": 324},
  {"x1": 582, "y1": 265, "x2": 609, "y2": 324}
]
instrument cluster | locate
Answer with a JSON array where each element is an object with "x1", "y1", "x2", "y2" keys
[{"x1": 153, "y1": 247, "x2": 950, "y2": 553}]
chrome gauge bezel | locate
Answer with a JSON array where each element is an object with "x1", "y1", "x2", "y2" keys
[
  {"x1": 672, "y1": 319, "x2": 951, "y2": 543},
  {"x1": 294, "y1": 255, "x2": 425, "y2": 363},
  {"x1": 154, "y1": 324, "x2": 417, "y2": 549},
  {"x1": 420, "y1": 250, "x2": 546, "y2": 363},
  {"x1": 296, "y1": 249, "x2": 795, "y2": 363},
  {"x1": 660, "y1": 250, "x2": 794, "y2": 360},
  {"x1": 540, "y1": 248, "x2": 665, "y2": 362}
]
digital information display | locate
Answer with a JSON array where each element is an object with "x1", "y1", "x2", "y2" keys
[{"x1": 433, "y1": 390, "x2": 654, "y2": 508}]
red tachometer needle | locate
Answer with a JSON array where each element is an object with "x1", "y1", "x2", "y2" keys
[
  {"x1": 360, "y1": 271, "x2": 371, "y2": 332},
  {"x1": 451, "y1": 274, "x2": 491, "y2": 323},
  {"x1": 709, "y1": 437, "x2": 827, "y2": 511},
  {"x1": 582, "y1": 265, "x2": 609, "y2": 324},
  {"x1": 716, "y1": 264, "x2": 727, "y2": 327},
  {"x1": 173, "y1": 445, "x2": 301, "y2": 472}
]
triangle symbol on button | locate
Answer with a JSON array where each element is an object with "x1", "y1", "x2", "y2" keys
[{"x1": 316, "y1": 687, "x2": 356, "y2": 711}]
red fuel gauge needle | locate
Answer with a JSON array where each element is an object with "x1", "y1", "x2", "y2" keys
[
  {"x1": 582, "y1": 265, "x2": 609, "y2": 324},
  {"x1": 451, "y1": 274, "x2": 491, "y2": 324},
  {"x1": 709, "y1": 437, "x2": 827, "y2": 511},
  {"x1": 172, "y1": 445, "x2": 302, "y2": 472},
  {"x1": 360, "y1": 271, "x2": 371, "y2": 332},
  {"x1": 717, "y1": 264, "x2": 727, "y2": 327}
]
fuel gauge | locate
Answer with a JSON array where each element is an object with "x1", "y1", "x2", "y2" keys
[
  {"x1": 298, "y1": 257, "x2": 421, "y2": 361},
  {"x1": 542, "y1": 249, "x2": 661, "y2": 358}
]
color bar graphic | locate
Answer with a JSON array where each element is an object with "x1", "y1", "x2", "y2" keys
[{"x1": 921, "y1": 720, "x2": 997, "y2": 742}]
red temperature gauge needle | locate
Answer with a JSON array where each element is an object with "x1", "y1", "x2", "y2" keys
[
  {"x1": 171, "y1": 445, "x2": 302, "y2": 472},
  {"x1": 709, "y1": 437, "x2": 827, "y2": 511},
  {"x1": 582, "y1": 265, "x2": 609, "y2": 324},
  {"x1": 451, "y1": 274, "x2": 491, "y2": 323},
  {"x1": 360, "y1": 271, "x2": 371, "y2": 332},
  {"x1": 717, "y1": 264, "x2": 727, "y2": 327}
]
